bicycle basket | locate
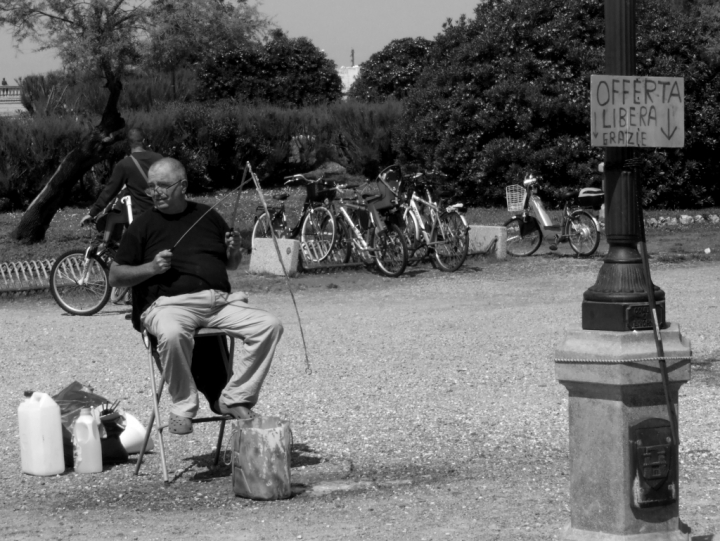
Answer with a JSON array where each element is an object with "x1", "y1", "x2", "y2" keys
[
  {"x1": 306, "y1": 182, "x2": 336, "y2": 203},
  {"x1": 505, "y1": 185, "x2": 526, "y2": 212}
]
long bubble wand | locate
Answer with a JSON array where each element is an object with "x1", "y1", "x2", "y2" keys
[
  {"x1": 248, "y1": 162, "x2": 312, "y2": 375},
  {"x1": 228, "y1": 164, "x2": 249, "y2": 233}
]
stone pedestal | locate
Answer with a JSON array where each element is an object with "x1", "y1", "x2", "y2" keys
[
  {"x1": 468, "y1": 225, "x2": 507, "y2": 259},
  {"x1": 555, "y1": 323, "x2": 691, "y2": 541},
  {"x1": 249, "y1": 238, "x2": 300, "y2": 277}
]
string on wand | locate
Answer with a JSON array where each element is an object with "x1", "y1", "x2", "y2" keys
[{"x1": 171, "y1": 164, "x2": 252, "y2": 252}]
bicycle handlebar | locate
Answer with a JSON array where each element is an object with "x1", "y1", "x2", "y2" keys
[{"x1": 284, "y1": 173, "x2": 326, "y2": 185}]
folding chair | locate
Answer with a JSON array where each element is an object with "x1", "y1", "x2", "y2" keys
[{"x1": 135, "y1": 327, "x2": 235, "y2": 482}]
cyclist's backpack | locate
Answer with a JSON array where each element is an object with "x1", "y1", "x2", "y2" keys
[{"x1": 373, "y1": 168, "x2": 401, "y2": 211}]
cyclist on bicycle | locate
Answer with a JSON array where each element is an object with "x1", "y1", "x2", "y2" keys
[{"x1": 80, "y1": 128, "x2": 163, "y2": 227}]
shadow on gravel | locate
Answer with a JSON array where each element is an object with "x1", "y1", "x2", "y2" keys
[
  {"x1": 59, "y1": 308, "x2": 131, "y2": 317},
  {"x1": 179, "y1": 441, "x2": 328, "y2": 484},
  {"x1": 291, "y1": 442, "x2": 324, "y2": 467},
  {"x1": 399, "y1": 268, "x2": 429, "y2": 278}
]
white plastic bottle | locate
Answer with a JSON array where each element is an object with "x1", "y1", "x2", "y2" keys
[
  {"x1": 17, "y1": 392, "x2": 65, "y2": 476},
  {"x1": 73, "y1": 408, "x2": 103, "y2": 473}
]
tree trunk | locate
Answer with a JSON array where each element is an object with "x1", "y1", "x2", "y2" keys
[{"x1": 10, "y1": 75, "x2": 126, "y2": 244}]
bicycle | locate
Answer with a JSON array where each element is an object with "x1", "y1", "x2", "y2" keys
[
  {"x1": 331, "y1": 171, "x2": 409, "y2": 277},
  {"x1": 251, "y1": 173, "x2": 338, "y2": 264},
  {"x1": 399, "y1": 169, "x2": 469, "y2": 272},
  {"x1": 504, "y1": 175, "x2": 601, "y2": 257},
  {"x1": 49, "y1": 194, "x2": 133, "y2": 316}
]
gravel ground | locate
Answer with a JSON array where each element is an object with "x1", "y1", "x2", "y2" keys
[{"x1": 0, "y1": 252, "x2": 718, "y2": 540}]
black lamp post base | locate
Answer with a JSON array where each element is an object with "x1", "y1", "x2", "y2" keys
[{"x1": 582, "y1": 299, "x2": 666, "y2": 331}]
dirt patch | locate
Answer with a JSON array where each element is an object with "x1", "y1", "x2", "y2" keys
[{"x1": 1, "y1": 253, "x2": 719, "y2": 540}]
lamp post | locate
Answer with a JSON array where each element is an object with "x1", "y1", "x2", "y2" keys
[
  {"x1": 553, "y1": 2, "x2": 692, "y2": 539},
  {"x1": 582, "y1": 0, "x2": 665, "y2": 332}
]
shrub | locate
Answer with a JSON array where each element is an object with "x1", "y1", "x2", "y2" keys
[
  {"x1": 394, "y1": 0, "x2": 720, "y2": 208},
  {"x1": 0, "y1": 115, "x2": 88, "y2": 208},
  {"x1": 348, "y1": 37, "x2": 434, "y2": 102},
  {"x1": 19, "y1": 69, "x2": 198, "y2": 117},
  {"x1": 198, "y1": 30, "x2": 343, "y2": 107},
  {"x1": 1, "y1": 100, "x2": 404, "y2": 209}
]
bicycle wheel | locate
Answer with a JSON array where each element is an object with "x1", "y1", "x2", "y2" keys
[
  {"x1": 433, "y1": 212, "x2": 469, "y2": 272},
  {"x1": 403, "y1": 210, "x2": 427, "y2": 266},
  {"x1": 567, "y1": 210, "x2": 600, "y2": 256},
  {"x1": 110, "y1": 286, "x2": 130, "y2": 305},
  {"x1": 348, "y1": 209, "x2": 375, "y2": 266},
  {"x1": 504, "y1": 216, "x2": 543, "y2": 256},
  {"x1": 373, "y1": 224, "x2": 408, "y2": 277},
  {"x1": 327, "y1": 216, "x2": 353, "y2": 264},
  {"x1": 251, "y1": 213, "x2": 272, "y2": 246},
  {"x1": 300, "y1": 206, "x2": 336, "y2": 263},
  {"x1": 49, "y1": 249, "x2": 111, "y2": 316}
]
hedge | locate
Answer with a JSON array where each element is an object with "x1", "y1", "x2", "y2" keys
[{"x1": 0, "y1": 99, "x2": 404, "y2": 209}]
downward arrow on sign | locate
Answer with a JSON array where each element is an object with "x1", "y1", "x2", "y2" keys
[{"x1": 660, "y1": 110, "x2": 677, "y2": 140}]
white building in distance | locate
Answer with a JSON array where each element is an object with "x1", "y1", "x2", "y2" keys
[{"x1": 338, "y1": 66, "x2": 360, "y2": 96}]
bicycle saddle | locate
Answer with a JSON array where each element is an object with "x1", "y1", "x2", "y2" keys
[{"x1": 273, "y1": 193, "x2": 289, "y2": 201}]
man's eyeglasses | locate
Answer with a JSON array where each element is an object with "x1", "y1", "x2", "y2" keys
[{"x1": 145, "y1": 178, "x2": 184, "y2": 197}]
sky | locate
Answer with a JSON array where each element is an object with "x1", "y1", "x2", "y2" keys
[{"x1": 0, "y1": 0, "x2": 480, "y2": 84}]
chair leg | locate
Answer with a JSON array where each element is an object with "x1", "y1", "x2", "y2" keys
[
  {"x1": 214, "y1": 420, "x2": 227, "y2": 466},
  {"x1": 144, "y1": 347, "x2": 169, "y2": 482},
  {"x1": 134, "y1": 407, "x2": 155, "y2": 476},
  {"x1": 134, "y1": 377, "x2": 162, "y2": 476}
]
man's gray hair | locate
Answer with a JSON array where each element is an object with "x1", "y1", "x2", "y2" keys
[{"x1": 148, "y1": 158, "x2": 187, "y2": 182}]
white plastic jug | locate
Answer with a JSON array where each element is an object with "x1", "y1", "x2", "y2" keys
[
  {"x1": 17, "y1": 392, "x2": 65, "y2": 476},
  {"x1": 119, "y1": 412, "x2": 154, "y2": 454},
  {"x1": 73, "y1": 408, "x2": 103, "y2": 473}
]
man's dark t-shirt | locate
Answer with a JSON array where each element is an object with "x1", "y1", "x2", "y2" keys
[
  {"x1": 90, "y1": 151, "x2": 163, "y2": 218},
  {"x1": 114, "y1": 202, "x2": 231, "y2": 330}
]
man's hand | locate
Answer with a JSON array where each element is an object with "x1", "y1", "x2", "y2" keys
[
  {"x1": 80, "y1": 214, "x2": 94, "y2": 227},
  {"x1": 225, "y1": 230, "x2": 241, "y2": 253},
  {"x1": 225, "y1": 230, "x2": 243, "y2": 270},
  {"x1": 152, "y1": 250, "x2": 173, "y2": 274}
]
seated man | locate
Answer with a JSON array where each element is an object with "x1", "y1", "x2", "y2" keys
[{"x1": 109, "y1": 158, "x2": 283, "y2": 434}]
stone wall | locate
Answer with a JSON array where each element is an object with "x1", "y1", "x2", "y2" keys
[{"x1": 0, "y1": 86, "x2": 24, "y2": 116}]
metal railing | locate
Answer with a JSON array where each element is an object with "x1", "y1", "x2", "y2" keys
[{"x1": 0, "y1": 260, "x2": 55, "y2": 292}]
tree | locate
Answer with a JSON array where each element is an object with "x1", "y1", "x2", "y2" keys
[
  {"x1": 394, "y1": 0, "x2": 720, "y2": 208},
  {"x1": 1, "y1": 0, "x2": 268, "y2": 243},
  {"x1": 1, "y1": 0, "x2": 147, "y2": 242},
  {"x1": 348, "y1": 37, "x2": 433, "y2": 102},
  {"x1": 144, "y1": 0, "x2": 270, "y2": 99},
  {"x1": 199, "y1": 29, "x2": 343, "y2": 106}
]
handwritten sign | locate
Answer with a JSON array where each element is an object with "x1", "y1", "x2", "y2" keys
[{"x1": 590, "y1": 75, "x2": 684, "y2": 148}]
